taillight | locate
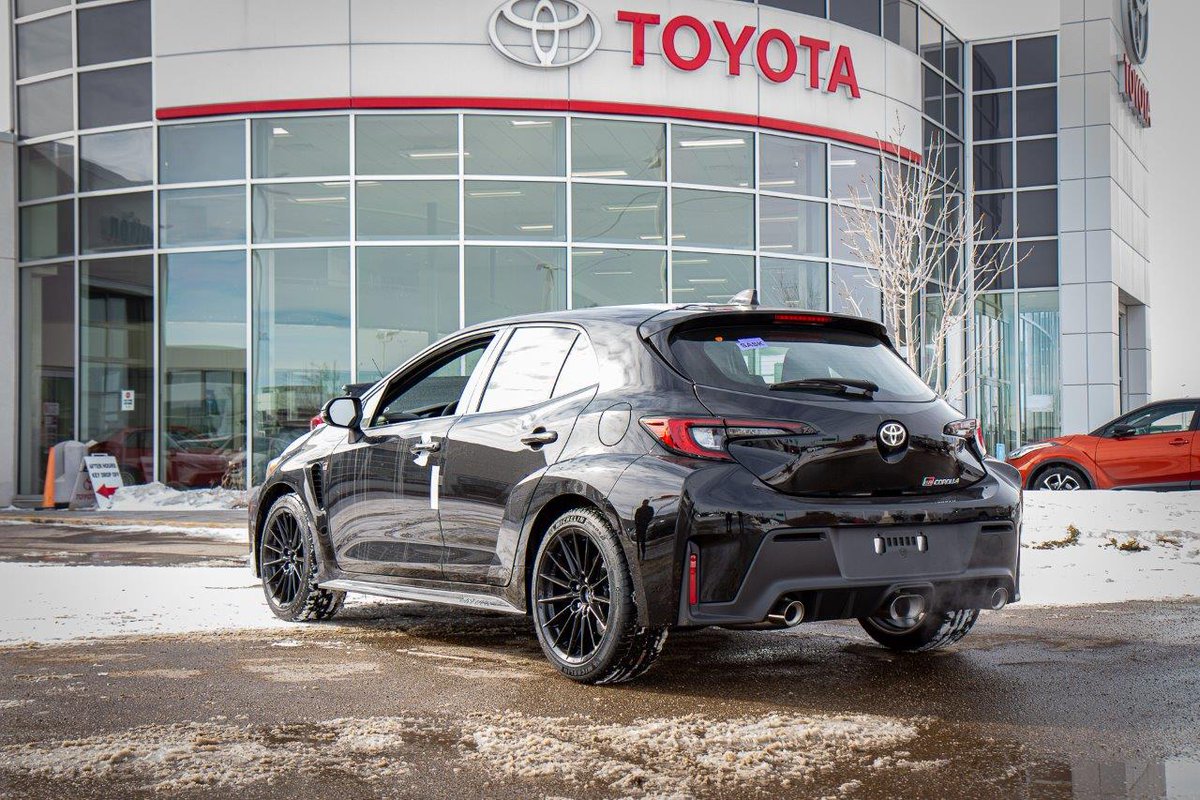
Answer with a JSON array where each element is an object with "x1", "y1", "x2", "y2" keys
[
  {"x1": 944, "y1": 418, "x2": 984, "y2": 452},
  {"x1": 774, "y1": 313, "x2": 830, "y2": 324},
  {"x1": 640, "y1": 417, "x2": 814, "y2": 460},
  {"x1": 687, "y1": 551, "x2": 699, "y2": 606}
]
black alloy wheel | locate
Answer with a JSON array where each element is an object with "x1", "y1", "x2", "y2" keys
[
  {"x1": 535, "y1": 529, "x2": 613, "y2": 664},
  {"x1": 259, "y1": 493, "x2": 344, "y2": 622}
]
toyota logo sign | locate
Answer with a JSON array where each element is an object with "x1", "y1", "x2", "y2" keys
[
  {"x1": 488, "y1": 0, "x2": 602, "y2": 69},
  {"x1": 879, "y1": 422, "x2": 908, "y2": 449},
  {"x1": 1124, "y1": 0, "x2": 1149, "y2": 64}
]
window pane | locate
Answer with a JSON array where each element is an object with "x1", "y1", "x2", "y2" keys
[
  {"x1": 1017, "y1": 241, "x2": 1058, "y2": 287},
  {"x1": 884, "y1": 0, "x2": 917, "y2": 51},
  {"x1": 945, "y1": 88, "x2": 963, "y2": 137},
  {"x1": 465, "y1": 180, "x2": 565, "y2": 241},
  {"x1": 1017, "y1": 139, "x2": 1057, "y2": 187},
  {"x1": 18, "y1": 263, "x2": 75, "y2": 494},
  {"x1": 923, "y1": 67, "x2": 943, "y2": 124},
  {"x1": 830, "y1": 146, "x2": 880, "y2": 202},
  {"x1": 759, "y1": 196, "x2": 826, "y2": 257},
  {"x1": 356, "y1": 115, "x2": 458, "y2": 176},
  {"x1": 80, "y1": 256, "x2": 154, "y2": 484},
  {"x1": 973, "y1": 41, "x2": 1012, "y2": 91},
  {"x1": 19, "y1": 140, "x2": 74, "y2": 200},
  {"x1": 975, "y1": 292, "x2": 1017, "y2": 452},
  {"x1": 672, "y1": 188, "x2": 753, "y2": 250},
  {"x1": 78, "y1": 0, "x2": 150, "y2": 67},
  {"x1": 832, "y1": 205, "x2": 878, "y2": 261},
  {"x1": 252, "y1": 182, "x2": 350, "y2": 243},
  {"x1": 975, "y1": 192, "x2": 1013, "y2": 240},
  {"x1": 80, "y1": 128, "x2": 153, "y2": 191},
  {"x1": 919, "y1": 9, "x2": 942, "y2": 69},
  {"x1": 357, "y1": 180, "x2": 459, "y2": 241},
  {"x1": 944, "y1": 136, "x2": 963, "y2": 185},
  {"x1": 81, "y1": 192, "x2": 153, "y2": 253},
  {"x1": 478, "y1": 327, "x2": 579, "y2": 414},
  {"x1": 20, "y1": 201, "x2": 73, "y2": 261},
  {"x1": 760, "y1": 257, "x2": 827, "y2": 311},
  {"x1": 1016, "y1": 36, "x2": 1056, "y2": 86},
  {"x1": 1017, "y1": 189, "x2": 1057, "y2": 238},
  {"x1": 671, "y1": 252, "x2": 753, "y2": 303},
  {"x1": 79, "y1": 64, "x2": 151, "y2": 129},
  {"x1": 760, "y1": 135, "x2": 825, "y2": 197},
  {"x1": 17, "y1": 15, "x2": 71, "y2": 78},
  {"x1": 17, "y1": 0, "x2": 68, "y2": 16},
  {"x1": 464, "y1": 246, "x2": 566, "y2": 325},
  {"x1": 464, "y1": 115, "x2": 565, "y2": 177},
  {"x1": 1019, "y1": 290, "x2": 1060, "y2": 442},
  {"x1": 1016, "y1": 88, "x2": 1057, "y2": 137},
  {"x1": 572, "y1": 248, "x2": 666, "y2": 308},
  {"x1": 571, "y1": 118, "x2": 665, "y2": 182},
  {"x1": 830, "y1": 0, "x2": 880, "y2": 34},
  {"x1": 160, "y1": 121, "x2": 246, "y2": 184},
  {"x1": 160, "y1": 186, "x2": 246, "y2": 248},
  {"x1": 760, "y1": 0, "x2": 825, "y2": 16},
  {"x1": 973, "y1": 91, "x2": 1012, "y2": 140},
  {"x1": 160, "y1": 251, "x2": 248, "y2": 489},
  {"x1": 572, "y1": 184, "x2": 665, "y2": 244},
  {"x1": 553, "y1": 335, "x2": 599, "y2": 398},
  {"x1": 252, "y1": 248, "x2": 351, "y2": 481},
  {"x1": 251, "y1": 116, "x2": 349, "y2": 179},
  {"x1": 18, "y1": 76, "x2": 73, "y2": 139},
  {"x1": 672, "y1": 126, "x2": 752, "y2": 188},
  {"x1": 830, "y1": 264, "x2": 881, "y2": 321},
  {"x1": 975, "y1": 243, "x2": 1015, "y2": 290},
  {"x1": 357, "y1": 247, "x2": 460, "y2": 379},
  {"x1": 974, "y1": 142, "x2": 1013, "y2": 190},
  {"x1": 945, "y1": 34, "x2": 963, "y2": 84}
]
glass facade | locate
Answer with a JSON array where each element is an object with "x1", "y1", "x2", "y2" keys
[{"x1": 12, "y1": 0, "x2": 1062, "y2": 493}]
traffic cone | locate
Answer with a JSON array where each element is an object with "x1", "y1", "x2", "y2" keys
[{"x1": 42, "y1": 446, "x2": 57, "y2": 509}]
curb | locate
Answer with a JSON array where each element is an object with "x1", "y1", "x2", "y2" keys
[{"x1": 0, "y1": 514, "x2": 246, "y2": 530}]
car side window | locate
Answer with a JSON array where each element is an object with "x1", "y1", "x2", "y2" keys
[
  {"x1": 1111, "y1": 404, "x2": 1197, "y2": 437},
  {"x1": 477, "y1": 327, "x2": 579, "y2": 414},
  {"x1": 551, "y1": 334, "x2": 599, "y2": 398},
  {"x1": 370, "y1": 338, "x2": 493, "y2": 427}
]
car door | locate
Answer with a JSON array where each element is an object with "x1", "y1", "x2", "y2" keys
[
  {"x1": 324, "y1": 333, "x2": 499, "y2": 578},
  {"x1": 438, "y1": 325, "x2": 600, "y2": 585},
  {"x1": 1093, "y1": 402, "x2": 1199, "y2": 489}
]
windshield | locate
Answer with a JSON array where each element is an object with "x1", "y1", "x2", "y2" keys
[{"x1": 669, "y1": 324, "x2": 935, "y2": 402}]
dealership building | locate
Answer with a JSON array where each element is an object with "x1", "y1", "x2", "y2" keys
[{"x1": 0, "y1": 0, "x2": 1152, "y2": 501}]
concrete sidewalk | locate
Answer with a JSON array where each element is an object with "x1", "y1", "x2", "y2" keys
[{"x1": 0, "y1": 508, "x2": 246, "y2": 529}]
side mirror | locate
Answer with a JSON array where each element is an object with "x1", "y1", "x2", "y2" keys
[
  {"x1": 1111, "y1": 424, "x2": 1136, "y2": 439},
  {"x1": 322, "y1": 396, "x2": 362, "y2": 430}
]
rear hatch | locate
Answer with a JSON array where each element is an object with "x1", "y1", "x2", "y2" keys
[{"x1": 650, "y1": 311, "x2": 986, "y2": 497}]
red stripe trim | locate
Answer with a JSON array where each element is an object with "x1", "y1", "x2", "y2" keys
[{"x1": 157, "y1": 95, "x2": 922, "y2": 163}]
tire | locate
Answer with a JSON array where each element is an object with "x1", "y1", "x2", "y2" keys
[
  {"x1": 859, "y1": 608, "x2": 979, "y2": 652},
  {"x1": 530, "y1": 507, "x2": 668, "y2": 684},
  {"x1": 259, "y1": 493, "x2": 344, "y2": 622},
  {"x1": 1031, "y1": 464, "x2": 1090, "y2": 491}
]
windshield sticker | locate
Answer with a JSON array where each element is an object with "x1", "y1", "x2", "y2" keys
[{"x1": 735, "y1": 337, "x2": 767, "y2": 350}]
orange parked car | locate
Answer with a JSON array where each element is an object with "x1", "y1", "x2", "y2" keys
[{"x1": 1007, "y1": 399, "x2": 1200, "y2": 491}]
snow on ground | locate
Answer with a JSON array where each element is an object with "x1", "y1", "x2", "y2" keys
[
  {"x1": 1020, "y1": 490, "x2": 1200, "y2": 606},
  {"x1": 106, "y1": 482, "x2": 247, "y2": 511},
  {"x1": 0, "y1": 517, "x2": 246, "y2": 542},
  {"x1": 0, "y1": 563, "x2": 288, "y2": 645}
]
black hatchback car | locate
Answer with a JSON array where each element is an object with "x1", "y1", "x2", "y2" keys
[{"x1": 250, "y1": 302, "x2": 1022, "y2": 683}]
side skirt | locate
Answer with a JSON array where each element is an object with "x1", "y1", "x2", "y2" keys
[{"x1": 320, "y1": 578, "x2": 525, "y2": 615}]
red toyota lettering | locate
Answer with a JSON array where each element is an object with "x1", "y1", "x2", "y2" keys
[
  {"x1": 616, "y1": 10, "x2": 661, "y2": 66},
  {"x1": 755, "y1": 29, "x2": 798, "y2": 83},
  {"x1": 797, "y1": 35, "x2": 830, "y2": 90},
  {"x1": 662, "y1": 15, "x2": 712, "y2": 71},
  {"x1": 714, "y1": 21, "x2": 755, "y2": 76},
  {"x1": 827, "y1": 44, "x2": 861, "y2": 97}
]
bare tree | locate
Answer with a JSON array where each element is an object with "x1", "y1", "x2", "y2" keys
[{"x1": 836, "y1": 122, "x2": 1019, "y2": 400}]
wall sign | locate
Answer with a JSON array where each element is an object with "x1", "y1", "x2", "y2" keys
[
  {"x1": 1122, "y1": 0, "x2": 1149, "y2": 65},
  {"x1": 488, "y1": 0, "x2": 602, "y2": 68},
  {"x1": 1119, "y1": 54, "x2": 1151, "y2": 127}
]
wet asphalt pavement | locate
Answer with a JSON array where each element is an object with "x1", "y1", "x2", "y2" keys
[{"x1": 0, "y1": 521, "x2": 1197, "y2": 799}]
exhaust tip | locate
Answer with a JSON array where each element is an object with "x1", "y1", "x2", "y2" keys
[
  {"x1": 887, "y1": 593, "x2": 927, "y2": 624},
  {"x1": 767, "y1": 599, "x2": 806, "y2": 628},
  {"x1": 989, "y1": 587, "x2": 1009, "y2": 611}
]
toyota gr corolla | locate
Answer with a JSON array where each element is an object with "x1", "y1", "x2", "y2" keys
[{"x1": 249, "y1": 303, "x2": 1022, "y2": 683}]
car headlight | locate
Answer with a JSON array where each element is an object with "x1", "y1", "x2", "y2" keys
[
  {"x1": 265, "y1": 456, "x2": 283, "y2": 479},
  {"x1": 1009, "y1": 442, "x2": 1054, "y2": 459}
]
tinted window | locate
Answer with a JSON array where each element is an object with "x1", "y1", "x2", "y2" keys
[
  {"x1": 830, "y1": 0, "x2": 880, "y2": 34},
  {"x1": 17, "y1": 14, "x2": 72, "y2": 78},
  {"x1": 1016, "y1": 88, "x2": 1056, "y2": 137},
  {"x1": 160, "y1": 121, "x2": 246, "y2": 184},
  {"x1": 1110, "y1": 405, "x2": 1197, "y2": 437},
  {"x1": 80, "y1": 128, "x2": 153, "y2": 191},
  {"x1": 760, "y1": 0, "x2": 825, "y2": 16},
  {"x1": 670, "y1": 325, "x2": 932, "y2": 402},
  {"x1": 973, "y1": 41, "x2": 1012, "y2": 91},
  {"x1": 884, "y1": 0, "x2": 917, "y2": 51},
  {"x1": 1016, "y1": 36, "x2": 1056, "y2": 86},
  {"x1": 478, "y1": 327, "x2": 578, "y2": 413},
  {"x1": 372, "y1": 339, "x2": 493, "y2": 426},
  {"x1": 78, "y1": 64, "x2": 152, "y2": 129},
  {"x1": 552, "y1": 335, "x2": 600, "y2": 398},
  {"x1": 77, "y1": 0, "x2": 150, "y2": 67}
]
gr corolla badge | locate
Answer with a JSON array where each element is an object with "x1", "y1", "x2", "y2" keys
[{"x1": 249, "y1": 303, "x2": 1022, "y2": 683}]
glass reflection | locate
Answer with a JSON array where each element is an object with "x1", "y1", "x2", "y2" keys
[
  {"x1": 464, "y1": 246, "x2": 566, "y2": 325},
  {"x1": 571, "y1": 118, "x2": 665, "y2": 181},
  {"x1": 18, "y1": 264, "x2": 75, "y2": 495},
  {"x1": 572, "y1": 184, "x2": 665, "y2": 244},
  {"x1": 356, "y1": 115, "x2": 459, "y2": 176},
  {"x1": 760, "y1": 257, "x2": 826, "y2": 310},
  {"x1": 672, "y1": 125, "x2": 753, "y2": 188},
  {"x1": 671, "y1": 252, "x2": 753, "y2": 303},
  {"x1": 572, "y1": 249, "x2": 666, "y2": 308}
]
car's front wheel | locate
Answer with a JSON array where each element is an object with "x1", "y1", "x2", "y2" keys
[
  {"x1": 859, "y1": 607, "x2": 978, "y2": 652},
  {"x1": 259, "y1": 493, "x2": 344, "y2": 622},
  {"x1": 531, "y1": 507, "x2": 667, "y2": 684},
  {"x1": 1032, "y1": 464, "x2": 1089, "y2": 491}
]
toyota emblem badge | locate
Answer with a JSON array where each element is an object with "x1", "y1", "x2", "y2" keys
[
  {"x1": 488, "y1": 0, "x2": 603, "y2": 69},
  {"x1": 879, "y1": 421, "x2": 908, "y2": 449}
]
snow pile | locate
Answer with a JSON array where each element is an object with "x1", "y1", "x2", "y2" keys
[
  {"x1": 107, "y1": 482, "x2": 247, "y2": 512},
  {"x1": 1020, "y1": 490, "x2": 1200, "y2": 605}
]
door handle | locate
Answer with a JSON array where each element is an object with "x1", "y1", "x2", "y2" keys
[
  {"x1": 1169, "y1": 438, "x2": 1190, "y2": 446},
  {"x1": 410, "y1": 441, "x2": 441, "y2": 455},
  {"x1": 521, "y1": 428, "x2": 559, "y2": 448}
]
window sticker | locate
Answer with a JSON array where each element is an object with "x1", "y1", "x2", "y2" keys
[{"x1": 736, "y1": 337, "x2": 767, "y2": 350}]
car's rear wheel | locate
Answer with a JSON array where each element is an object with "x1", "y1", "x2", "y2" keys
[
  {"x1": 859, "y1": 607, "x2": 978, "y2": 652},
  {"x1": 531, "y1": 507, "x2": 667, "y2": 684},
  {"x1": 260, "y1": 493, "x2": 344, "y2": 622},
  {"x1": 1032, "y1": 464, "x2": 1089, "y2": 491}
]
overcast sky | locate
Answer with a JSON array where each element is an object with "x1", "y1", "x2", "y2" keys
[{"x1": 1148, "y1": 2, "x2": 1200, "y2": 397}]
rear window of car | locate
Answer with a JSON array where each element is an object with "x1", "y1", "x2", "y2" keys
[{"x1": 668, "y1": 324, "x2": 935, "y2": 402}]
